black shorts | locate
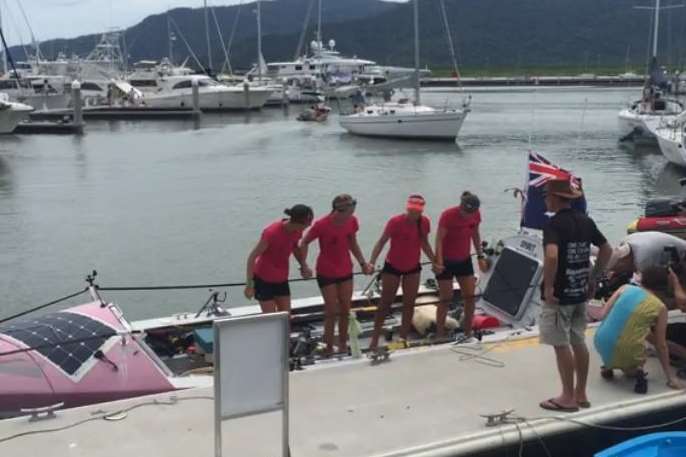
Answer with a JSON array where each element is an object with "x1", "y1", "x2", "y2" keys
[
  {"x1": 382, "y1": 261, "x2": 421, "y2": 277},
  {"x1": 316, "y1": 274, "x2": 353, "y2": 288},
  {"x1": 667, "y1": 323, "x2": 686, "y2": 347},
  {"x1": 435, "y1": 258, "x2": 474, "y2": 281},
  {"x1": 254, "y1": 275, "x2": 290, "y2": 301}
]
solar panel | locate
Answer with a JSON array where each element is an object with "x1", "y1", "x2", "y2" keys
[
  {"x1": 0, "y1": 311, "x2": 117, "y2": 376},
  {"x1": 482, "y1": 247, "x2": 541, "y2": 319}
]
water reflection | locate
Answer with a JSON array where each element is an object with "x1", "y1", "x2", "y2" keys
[{"x1": 0, "y1": 156, "x2": 11, "y2": 195}]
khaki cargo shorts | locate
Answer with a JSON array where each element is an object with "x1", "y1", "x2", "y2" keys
[{"x1": 539, "y1": 302, "x2": 587, "y2": 347}]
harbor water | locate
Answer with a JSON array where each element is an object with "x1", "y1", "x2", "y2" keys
[{"x1": 0, "y1": 86, "x2": 679, "y2": 320}]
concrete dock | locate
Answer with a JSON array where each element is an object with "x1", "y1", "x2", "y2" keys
[{"x1": 1, "y1": 326, "x2": 685, "y2": 457}]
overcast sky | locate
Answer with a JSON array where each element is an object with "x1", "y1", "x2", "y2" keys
[{"x1": 3, "y1": 0, "x2": 242, "y2": 46}]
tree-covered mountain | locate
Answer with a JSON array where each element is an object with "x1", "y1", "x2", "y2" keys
[{"x1": 9, "y1": 0, "x2": 686, "y2": 72}]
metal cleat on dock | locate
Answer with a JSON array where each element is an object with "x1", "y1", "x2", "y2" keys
[
  {"x1": 20, "y1": 402, "x2": 65, "y2": 423},
  {"x1": 479, "y1": 409, "x2": 522, "y2": 427}
]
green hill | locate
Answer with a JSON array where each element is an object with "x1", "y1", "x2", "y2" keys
[{"x1": 9, "y1": 0, "x2": 686, "y2": 73}]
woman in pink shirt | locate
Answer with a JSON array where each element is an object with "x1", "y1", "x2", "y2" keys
[
  {"x1": 368, "y1": 195, "x2": 435, "y2": 351},
  {"x1": 301, "y1": 194, "x2": 373, "y2": 356},
  {"x1": 434, "y1": 192, "x2": 488, "y2": 342},
  {"x1": 245, "y1": 204, "x2": 314, "y2": 313}
]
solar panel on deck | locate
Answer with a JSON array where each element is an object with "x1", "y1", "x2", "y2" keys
[
  {"x1": 0, "y1": 311, "x2": 116, "y2": 375},
  {"x1": 482, "y1": 247, "x2": 541, "y2": 319}
]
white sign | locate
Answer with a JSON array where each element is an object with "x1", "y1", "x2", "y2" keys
[{"x1": 213, "y1": 313, "x2": 289, "y2": 457}]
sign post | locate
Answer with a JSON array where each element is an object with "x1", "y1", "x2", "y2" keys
[{"x1": 213, "y1": 312, "x2": 289, "y2": 457}]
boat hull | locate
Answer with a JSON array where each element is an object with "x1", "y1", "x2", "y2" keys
[
  {"x1": 595, "y1": 432, "x2": 686, "y2": 457},
  {"x1": 655, "y1": 127, "x2": 686, "y2": 167},
  {"x1": 0, "y1": 302, "x2": 174, "y2": 416},
  {"x1": 339, "y1": 109, "x2": 468, "y2": 140},
  {"x1": 144, "y1": 88, "x2": 273, "y2": 110},
  {"x1": 0, "y1": 103, "x2": 33, "y2": 134}
]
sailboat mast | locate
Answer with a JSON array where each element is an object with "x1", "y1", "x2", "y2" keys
[
  {"x1": 653, "y1": 0, "x2": 660, "y2": 58},
  {"x1": 0, "y1": 5, "x2": 6, "y2": 75},
  {"x1": 204, "y1": 0, "x2": 213, "y2": 71},
  {"x1": 317, "y1": 0, "x2": 322, "y2": 46},
  {"x1": 167, "y1": 11, "x2": 174, "y2": 63},
  {"x1": 414, "y1": 0, "x2": 420, "y2": 105},
  {"x1": 257, "y1": 0, "x2": 262, "y2": 80}
]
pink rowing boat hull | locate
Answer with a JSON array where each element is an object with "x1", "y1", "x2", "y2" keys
[{"x1": 0, "y1": 302, "x2": 174, "y2": 414}]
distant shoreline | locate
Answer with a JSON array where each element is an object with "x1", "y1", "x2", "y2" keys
[
  {"x1": 422, "y1": 74, "x2": 644, "y2": 87},
  {"x1": 422, "y1": 66, "x2": 647, "y2": 87}
]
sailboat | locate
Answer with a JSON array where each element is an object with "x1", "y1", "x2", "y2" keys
[
  {"x1": 339, "y1": 0, "x2": 469, "y2": 141},
  {"x1": 617, "y1": 0, "x2": 684, "y2": 142}
]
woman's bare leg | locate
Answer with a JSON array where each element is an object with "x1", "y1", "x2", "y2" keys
[
  {"x1": 337, "y1": 279, "x2": 354, "y2": 353},
  {"x1": 320, "y1": 284, "x2": 339, "y2": 355},
  {"x1": 400, "y1": 272, "x2": 421, "y2": 340},
  {"x1": 370, "y1": 273, "x2": 400, "y2": 351}
]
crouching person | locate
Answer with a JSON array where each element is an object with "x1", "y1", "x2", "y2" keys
[{"x1": 594, "y1": 266, "x2": 683, "y2": 393}]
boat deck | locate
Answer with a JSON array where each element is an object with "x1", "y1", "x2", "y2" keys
[{"x1": 2, "y1": 324, "x2": 686, "y2": 457}]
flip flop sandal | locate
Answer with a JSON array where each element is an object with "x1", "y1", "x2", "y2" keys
[
  {"x1": 539, "y1": 398, "x2": 579, "y2": 413},
  {"x1": 577, "y1": 401, "x2": 591, "y2": 409}
]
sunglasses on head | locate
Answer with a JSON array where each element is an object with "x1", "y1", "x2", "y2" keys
[{"x1": 335, "y1": 199, "x2": 357, "y2": 212}]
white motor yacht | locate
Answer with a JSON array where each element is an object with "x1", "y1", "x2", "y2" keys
[{"x1": 142, "y1": 75, "x2": 273, "y2": 110}]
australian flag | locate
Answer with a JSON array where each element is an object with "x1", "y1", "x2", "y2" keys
[{"x1": 521, "y1": 151, "x2": 587, "y2": 230}]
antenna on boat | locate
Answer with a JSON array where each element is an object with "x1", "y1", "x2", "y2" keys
[{"x1": 85, "y1": 270, "x2": 106, "y2": 307}]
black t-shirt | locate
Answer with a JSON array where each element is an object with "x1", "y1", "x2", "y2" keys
[{"x1": 542, "y1": 208, "x2": 607, "y2": 305}]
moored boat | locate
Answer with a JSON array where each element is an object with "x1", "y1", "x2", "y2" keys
[
  {"x1": 0, "y1": 95, "x2": 33, "y2": 133},
  {"x1": 595, "y1": 432, "x2": 686, "y2": 457}
]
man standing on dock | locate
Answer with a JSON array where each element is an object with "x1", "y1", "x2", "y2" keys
[{"x1": 539, "y1": 179, "x2": 612, "y2": 413}]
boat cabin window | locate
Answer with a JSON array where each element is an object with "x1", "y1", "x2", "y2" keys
[
  {"x1": 81, "y1": 82, "x2": 103, "y2": 92},
  {"x1": 0, "y1": 80, "x2": 19, "y2": 90},
  {"x1": 309, "y1": 65, "x2": 316, "y2": 70},
  {"x1": 295, "y1": 65, "x2": 303, "y2": 71},
  {"x1": 172, "y1": 80, "x2": 193, "y2": 90},
  {"x1": 130, "y1": 79, "x2": 158, "y2": 88}
]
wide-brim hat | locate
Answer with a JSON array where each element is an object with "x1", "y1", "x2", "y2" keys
[{"x1": 545, "y1": 179, "x2": 583, "y2": 200}]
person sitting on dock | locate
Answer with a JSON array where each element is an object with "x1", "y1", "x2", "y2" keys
[
  {"x1": 244, "y1": 204, "x2": 314, "y2": 314},
  {"x1": 368, "y1": 195, "x2": 435, "y2": 352},
  {"x1": 539, "y1": 179, "x2": 612, "y2": 413},
  {"x1": 300, "y1": 195, "x2": 373, "y2": 356},
  {"x1": 594, "y1": 267, "x2": 682, "y2": 393},
  {"x1": 433, "y1": 191, "x2": 488, "y2": 343}
]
